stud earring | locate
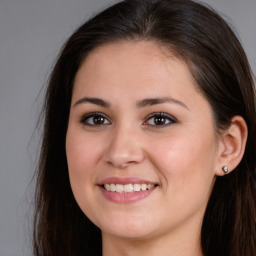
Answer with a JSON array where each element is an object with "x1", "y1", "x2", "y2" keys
[{"x1": 222, "y1": 166, "x2": 229, "y2": 174}]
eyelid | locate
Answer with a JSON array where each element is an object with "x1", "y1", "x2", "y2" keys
[
  {"x1": 79, "y1": 111, "x2": 176, "y2": 127},
  {"x1": 80, "y1": 112, "x2": 111, "y2": 126},
  {"x1": 143, "y1": 112, "x2": 177, "y2": 127}
]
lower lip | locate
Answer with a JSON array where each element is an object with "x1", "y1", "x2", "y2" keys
[{"x1": 99, "y1": 186, "x2": 157, "y2": 203}]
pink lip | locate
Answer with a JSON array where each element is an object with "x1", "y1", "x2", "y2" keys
[{"x1": 98, "y1": 177, "x2": 158, "y2": 203}]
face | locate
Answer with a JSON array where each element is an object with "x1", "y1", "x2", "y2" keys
[{"x1": 66, "y1": 41, "x2": 221, "y2": 242}]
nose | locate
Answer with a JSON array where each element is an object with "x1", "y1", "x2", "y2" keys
[{"x1": 103, "y1": 124, "x2": 145, "y2": 168}]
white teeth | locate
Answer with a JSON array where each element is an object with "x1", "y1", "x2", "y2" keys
[
  {"x1": 133, "y1": 184, "x2": 141, "y2": 192},
  {"x1": 103, "y1": 183, "x2": 156, "y2": 193},
  {"x1": 105, "y1": 184, "x2": 111, "y2": 191},
  {"x1": 110, "y1": 184, "x2": 116, "y2": 192},
  {"x1": 124, "y1": 184, "x2": 133, "y2": 192},
  {"x1": 116, "y1": 184, "x2": 124, "y2": 193},
  {"x1": 141, "y1": 184, "x2": 147, "y2": 191}
]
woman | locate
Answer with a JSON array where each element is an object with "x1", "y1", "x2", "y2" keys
[{"x1": 33, "y1": 0, "x2": 256, "y2": 255}]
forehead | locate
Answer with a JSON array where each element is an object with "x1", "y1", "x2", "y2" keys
[{"x1": 73, "y1": 41, "x2": 197, "y2": 97}]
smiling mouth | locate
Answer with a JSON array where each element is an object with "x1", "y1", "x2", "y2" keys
[{"x1": 103, "y1": 184, "x2": 157, "y2": 193}]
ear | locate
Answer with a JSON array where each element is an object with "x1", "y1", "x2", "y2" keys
[{"x1": 215, "y1": 116, "x2": 248, "y2": 176}]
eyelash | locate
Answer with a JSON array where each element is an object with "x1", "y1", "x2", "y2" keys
[
  {"x1": 80, "y1": 112, "x2": 111, "y2": 126},
  {"x1": 80, "y1": 112, "x2": 176, "y2": 127},
  {"x1": 144, "y1": 112, "x2": 177, "y2": 127}
]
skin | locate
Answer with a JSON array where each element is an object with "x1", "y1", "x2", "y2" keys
[{"x1": 65, "y1": 41, "x2": 245, "y2": 256}]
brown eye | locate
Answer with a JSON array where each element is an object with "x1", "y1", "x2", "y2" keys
[
  {"x1": 93, "y1": 115, "x2": 105, "y2": 125},
  {"x1": 144, "y1": 113, "x2": 176, "y2": 127},
  {"x1": 154, "y1": 116, "x2": 167, "y2": 125},
  {"x1": 81, "y1": 113, "x2": 111, "y2": 126}
]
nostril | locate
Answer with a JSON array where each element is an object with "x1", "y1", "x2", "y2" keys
[{"x1": 103, "y1": 137, "x2": 145, "y2": 168}]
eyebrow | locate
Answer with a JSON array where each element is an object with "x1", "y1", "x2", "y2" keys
[
  {"x1": 136, "y1": 97, "x2": 189, "y2": 109},
  {"x1": 73, "y1": 96, "x2": 188, "y2": 110},
  {"x1": 74, "y1": 97, "x2": 111, "y2": 108}
]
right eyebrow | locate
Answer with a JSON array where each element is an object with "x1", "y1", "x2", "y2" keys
[{"x1": 73, "y1": 97, "x2": 111, "y2": 108}]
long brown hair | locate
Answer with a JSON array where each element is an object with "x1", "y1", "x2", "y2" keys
[{"x1": 34, "y1": 0, "x2": 256, "y2": 255}]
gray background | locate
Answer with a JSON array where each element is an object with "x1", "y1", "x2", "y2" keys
[{"x1": 0, "y1": 0, "x2": 255, "y2": 255}]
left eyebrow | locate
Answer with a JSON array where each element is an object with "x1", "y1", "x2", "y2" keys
[{"x1": 136, "y1": 97, "x2": 189, "y2": 110}]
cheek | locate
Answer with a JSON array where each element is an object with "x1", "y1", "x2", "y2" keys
[
  {"x1": 66, "y1": 131, "x2": 102, "y2": 177},
  {"x1": 147, "y1": 130, "x2": 217, "y2": 190},
  {"x1": 65, "y1": 130, "x2": 102, "y2": 205},
  {"x1": 65, "y1": 131, "x2": 104, "y2": 218}
]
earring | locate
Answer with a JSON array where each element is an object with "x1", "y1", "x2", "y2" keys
[{"x1": 222, "y1": 166, "x2": 229, "y2": 174}]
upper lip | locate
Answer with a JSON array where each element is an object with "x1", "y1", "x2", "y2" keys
[{"x1": 98, "y1": 177, "x2": 158, "y2": 186}]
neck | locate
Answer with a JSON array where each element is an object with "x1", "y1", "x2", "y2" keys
[{"x1": 102, "y1": 223, "x2": 203, "y2": 256}]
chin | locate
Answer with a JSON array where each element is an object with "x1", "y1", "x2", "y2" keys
[
  {"x1": 99, "y1": 216, "x2": 158, "y2": 240},
  {"x1": 103, "y1": 228, "x2": 155, "y2": 240}
]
